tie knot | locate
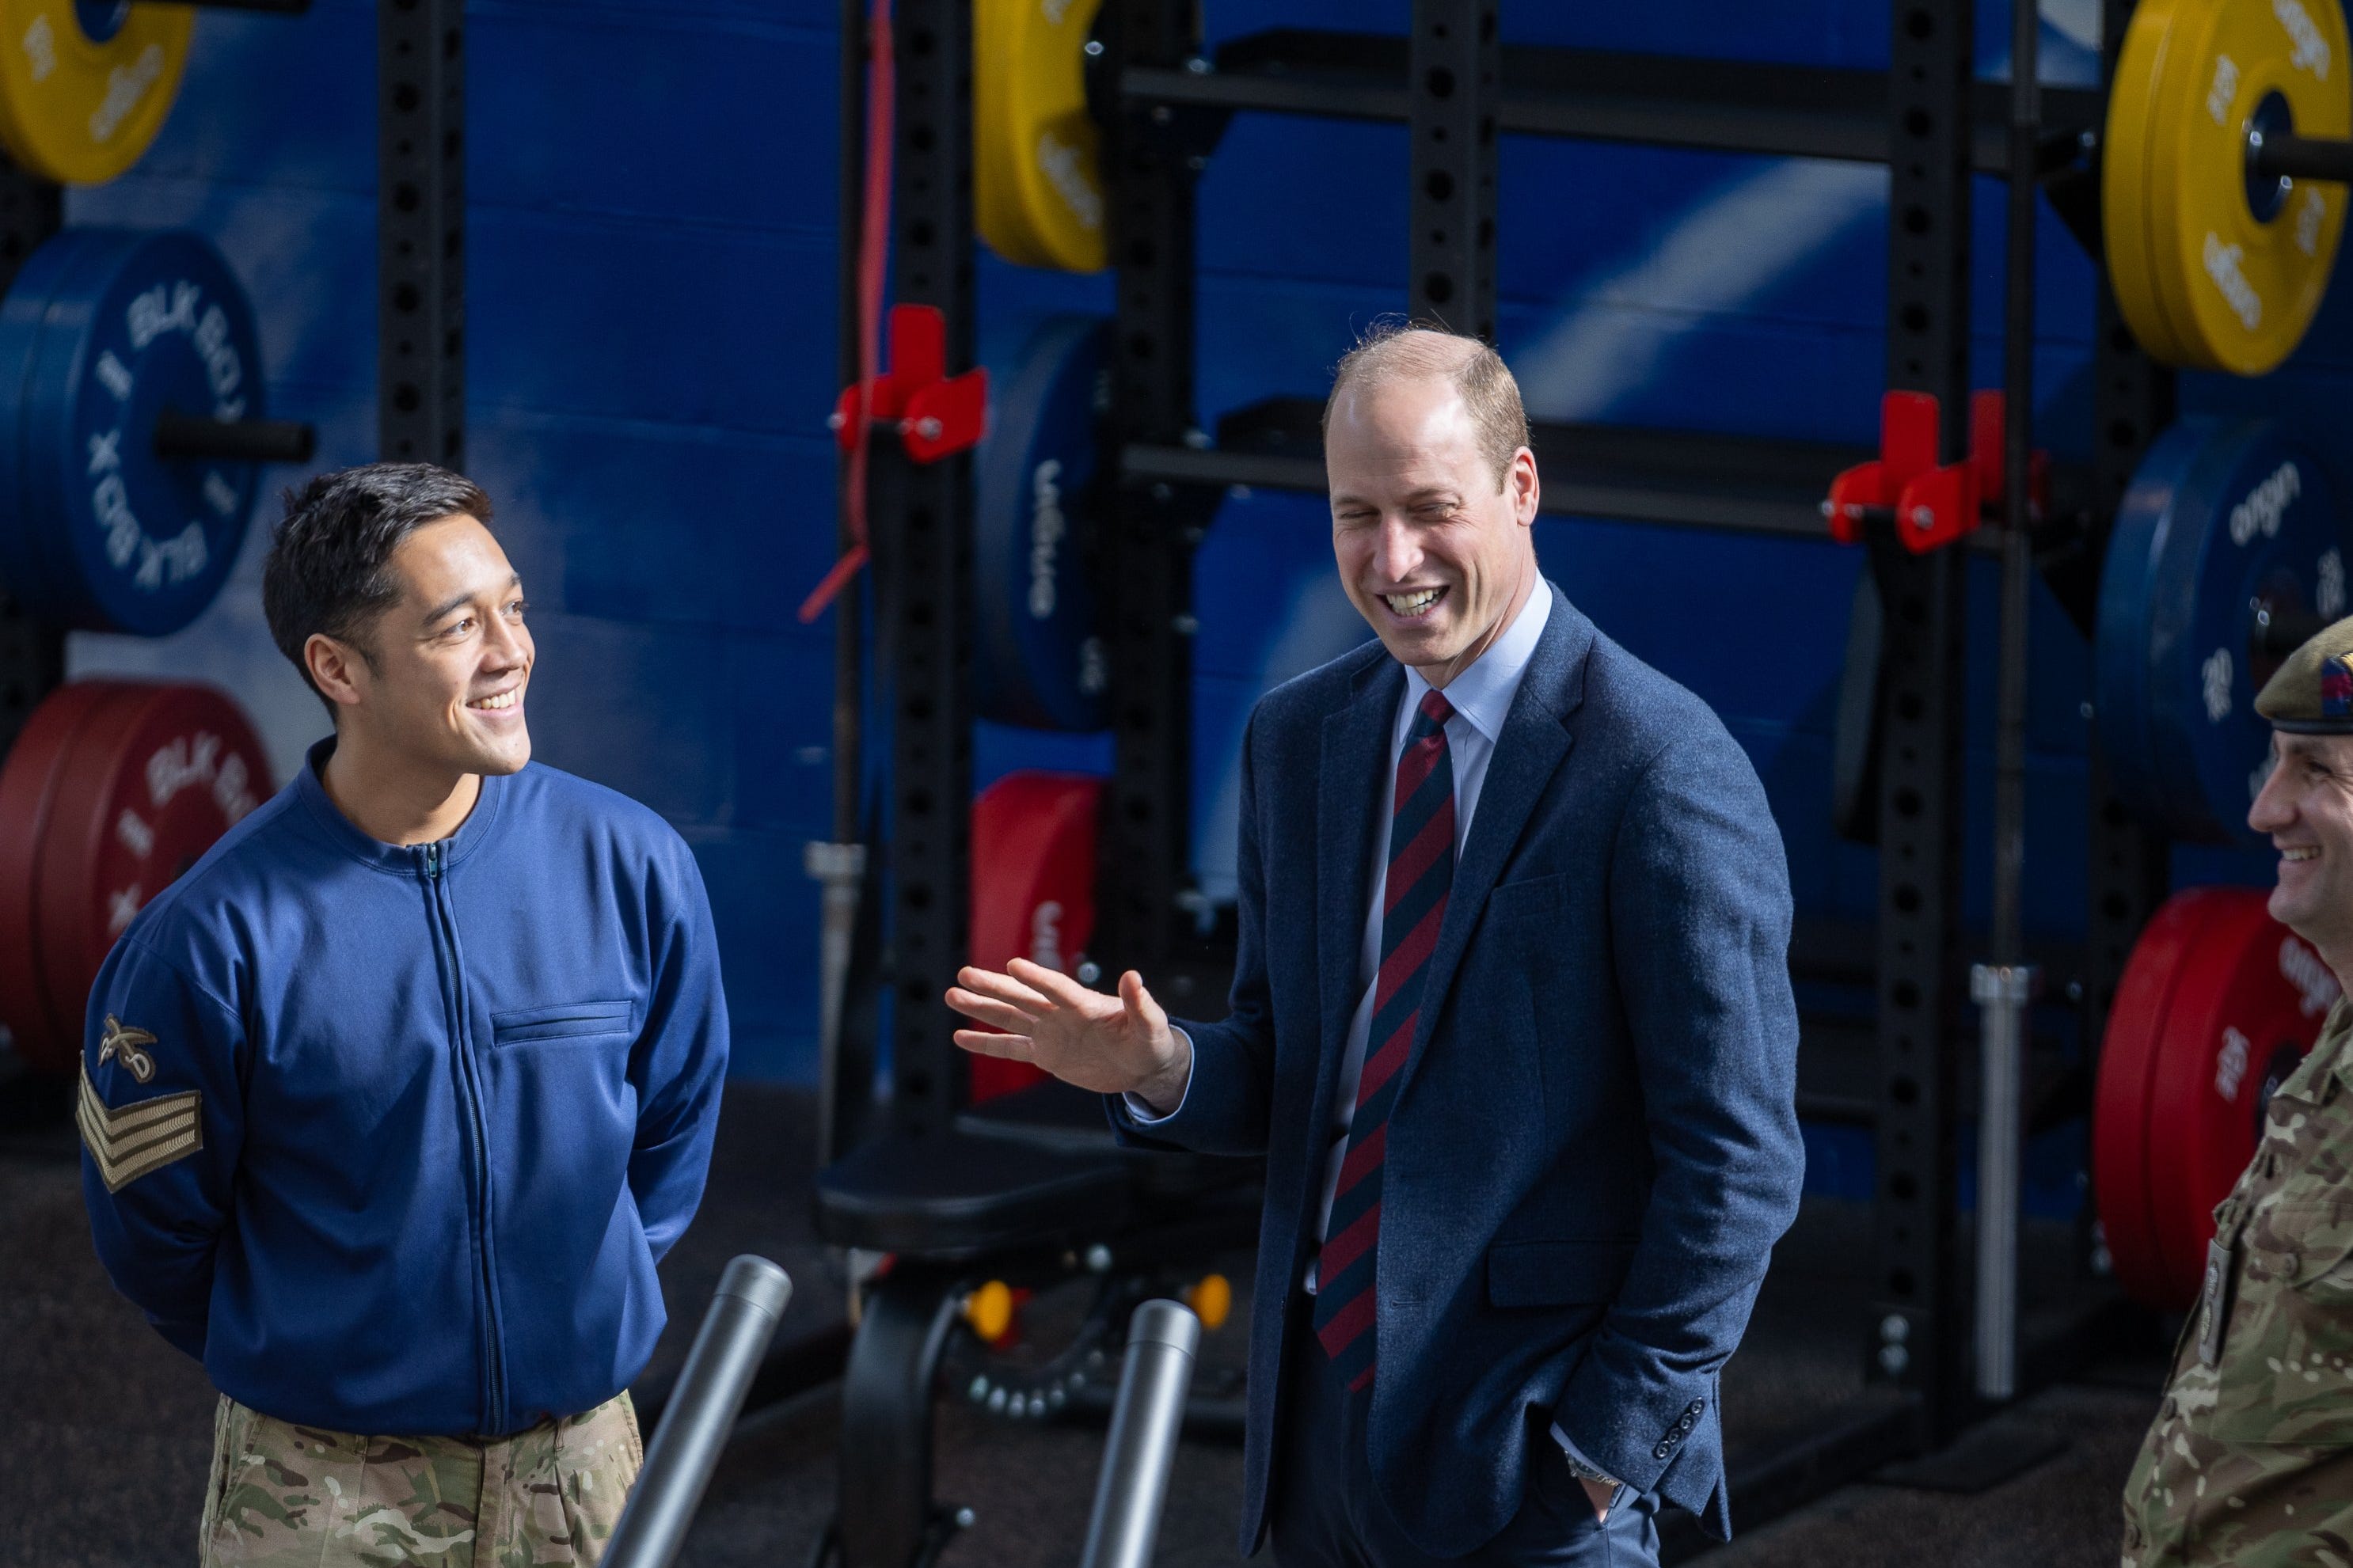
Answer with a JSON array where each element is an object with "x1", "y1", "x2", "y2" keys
[{"x1": 1418, "y1": 690, "x2": 1455, "y2": 732}]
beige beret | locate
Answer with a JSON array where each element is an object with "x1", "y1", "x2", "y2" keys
[{"x1": 2256, "y1": 613, "x2": 2353, "y2": 733}]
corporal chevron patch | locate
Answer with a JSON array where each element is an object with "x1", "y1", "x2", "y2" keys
[{"x1": 77, "y1": 1066, "x2": 200, "y2": 1193}]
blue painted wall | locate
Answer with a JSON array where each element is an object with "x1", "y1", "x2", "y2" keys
[{"x1": 56, "y1": 0, "x2": 2333, "y2": 1091}]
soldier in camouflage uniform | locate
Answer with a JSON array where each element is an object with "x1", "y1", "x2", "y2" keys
[
  {"x1": 201, "y1": 1394, "x2": 643, "y2": 1568},
  {"x1": 76, "y1": 469, "x2": 731, "y2": 1566},
  {"x1": 2120, "y1": 617, "x2": 2353, "y2": 1566}
]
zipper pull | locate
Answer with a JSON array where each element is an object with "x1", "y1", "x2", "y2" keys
[{"x1": 424, "y1": 843, "x2": 439, "y2": 878}]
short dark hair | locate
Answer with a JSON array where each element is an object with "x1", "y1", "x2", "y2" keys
[{"x1": 262, "y1": 462, "x2": 494, "y2": 712}]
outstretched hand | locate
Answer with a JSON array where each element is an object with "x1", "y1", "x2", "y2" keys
[{"x1": 946, "y1": 958, "x2": 1191, "y2": 1112}]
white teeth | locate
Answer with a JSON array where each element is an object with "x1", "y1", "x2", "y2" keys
[
  {"x1": 2284, "y1": 846, "x2": 2321, "y2": 862},
  {"x1": 469, "y1": 689, "x2": 518, "y2": 712},
  {"x1": 1383, "y1": 588, "x2": 1443, "y2": 616}
]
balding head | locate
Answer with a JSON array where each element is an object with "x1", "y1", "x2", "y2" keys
[{"x1": 1322, "y1": 325, "x2": 1531, "y2": 492}]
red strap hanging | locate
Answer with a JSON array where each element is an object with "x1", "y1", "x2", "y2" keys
[{"x1": 800, "y1": 0, "x2": 898, "y2": 625}]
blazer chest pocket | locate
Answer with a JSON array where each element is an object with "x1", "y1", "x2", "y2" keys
[
  {"x1": 1484, "y1": 871, "x2": 1571, "y2": 924},
  {"x1": 1488, "y1": 1237, "x2": 1637, "y2": 1308},
  {"x1": 492, "y1": 999, "x2": 633, "y2": 1046}
]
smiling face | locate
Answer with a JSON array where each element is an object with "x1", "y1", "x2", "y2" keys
[
  {"x1": 310, "y1": 513, "x2": 535, "y2": 777},
  {"x1": 2249, "y1": 731, "x2": 2353, "y2": 951},
  {"x1": 1325, "y1": 374, "x2": 1541, "y2": 688}
]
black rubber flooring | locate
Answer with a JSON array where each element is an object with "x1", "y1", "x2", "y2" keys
[{"x1": 0, "y1": 1073, "x2": 2160, "y2": 1568}]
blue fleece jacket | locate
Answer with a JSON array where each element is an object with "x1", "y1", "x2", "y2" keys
[{"x1": 78, "y1": 738, "x2": 730, "y2": 1437}]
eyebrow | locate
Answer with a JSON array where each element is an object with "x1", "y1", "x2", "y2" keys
[
  {"x1": 1331, "y1": 485, "x2": 1458, "y2": 509},
  {"x1": 422, "y1": 573, "x2": 520, "y2": 628}
]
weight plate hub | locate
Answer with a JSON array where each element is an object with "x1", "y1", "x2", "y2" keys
[
  {"x1": 0, "y1": 0, "x2": 191, "y2": 185},
  {"x1": 2105, "y1": 0, "x2": 2351, "y2": 375},
  {"x1": 0, "y1": 679, "x2": 268, "y2": 1075},
  {"x1": 974, "y1": 0, "x2": 1108, "y2": 273},
  {"x1": 967, "y1": 770, "x2": 1102, "y2": 1103},
  {"x1": 975, "y1": 314, "x2": 1108, "y2": 732},
  {"x1": 0, "y1": 227, "x2": 265, "y2": 635},
  {"x1": 2094, "y1": 887, "x2": 2341, "y2": 1308},
  {"x1": 2096, "y1": 418, "x2": 2348, "y2": 848}
]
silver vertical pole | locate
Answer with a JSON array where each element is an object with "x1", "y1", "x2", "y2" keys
[
  {"x1": 1972, "y1": 962, "x2": 2035, "y2": 1399},
  {"x1": 1975, "y1": 0, "x2": 2043, "y2": 1408},
  {"x1": 1077, "y1": 1300, "x2": 1202, "y2": 1568}
]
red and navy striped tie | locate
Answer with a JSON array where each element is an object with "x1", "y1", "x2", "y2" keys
[{"x1": 1314, "y1": 688, "x2": 1456, "y2": 1390}]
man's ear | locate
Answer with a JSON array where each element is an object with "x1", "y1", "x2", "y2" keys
[
  {"x1": 1511, "y1": 446, "x2": 1540, "y2": 526},
  {"x1": 304, "y1": 632, "x2": 368, "y2": 712}
]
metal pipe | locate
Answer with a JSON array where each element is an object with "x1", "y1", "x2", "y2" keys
[
  {"x1": 1971, "y1": 962, "x2": 2034, "y2": 1400},
  {"x1": 603, "y1": 1256, "x2": 793, "y2": 1568},
  {"x1": 1973, "y1": 0, "x2": 2040, "y2": 1409},
  {"x1": 153, "y1": 408, "x2": 317, "y2": 465},
  {"x1": 1078, "y1": 1300, "x2": 1202, "y2": 1568},
  {"x1": 2250, "y1": 130, "x2": 2353, "y2": 185}
]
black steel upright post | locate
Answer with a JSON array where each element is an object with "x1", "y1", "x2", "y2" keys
[
  {"x1": 1097, "y1": 0, "x2": 1202, "y2": 990},
  {"x1": 2082, "y1": 1, "x2": 2173, "y2": 1104},
  {"x1": 871, "y1": 0, "x2": 976, "y2": 1136},
  {"x1": 1867, "y1": 0, "x2": 1975, "y2": 1446},
  {"x1": 1406, "y1": 0, "x2": 1499, "y2": 339},
  {"x1": 0, "y1": 169, "x2": 62, "y2": 760},
  {"x1": 378, "y1": 0, "x2": 464, "y2": 468}
]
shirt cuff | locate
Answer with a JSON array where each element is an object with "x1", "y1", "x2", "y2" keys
[
  {"x1": 1551, "y1": 1422, "x2": 1621, "y2": 1487},
  {"x1": 1120, "y1": 1027, "x2": 1194, "y2": 1125}
]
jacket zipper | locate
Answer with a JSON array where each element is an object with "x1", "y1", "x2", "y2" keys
[{"x1": 424, "y1": 841, "x2": 507, "y2": 1433}]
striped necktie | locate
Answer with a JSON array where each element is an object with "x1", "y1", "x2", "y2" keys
[{"x1": 1313, "y1": 687, "x2": 1456, "y2": 1390}]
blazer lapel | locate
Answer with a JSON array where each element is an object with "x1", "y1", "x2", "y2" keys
[
  {"x1": 1316, "y1": 659, "x2": 1404, "y2": 1119},
  {"x1": 1400, "y1": 589, "x2": 1594, "y2": 1094}
]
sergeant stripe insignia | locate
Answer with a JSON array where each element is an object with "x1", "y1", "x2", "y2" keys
[
  {"x1": 97, "y1": 1015, "x2": 158, "y2": 1084},
  {"x1": 77, "y1": 1066, "x2": 201, "y2": 1193}
]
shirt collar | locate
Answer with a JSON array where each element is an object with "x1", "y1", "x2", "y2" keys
[
  {"x1": 1401, "y1": 578, "x2": 1554, "y2": 743},
  {"x1": 295, "y1": 735, "x2": 507, "y2": 874}
]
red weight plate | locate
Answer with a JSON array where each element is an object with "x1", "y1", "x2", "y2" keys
[
  {"x1": 967, "y1": 770, "x2": 1103, "y2": 1105},
  {"x1": 25, "y1": 681, "x2": 270, "y2": 1075},
  {"x1": 0, "y1": 681, "x2": 124, "y2": 1069},
  {"x1": 2092, "y1": 888, "x2": 2208, "y2": 1308},
  {"x1": 2142, "y1": 887, "x2": 2339, "y2": 1307}
]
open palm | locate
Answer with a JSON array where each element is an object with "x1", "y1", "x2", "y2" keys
[{"x1": 945, "y1": 958, "x2": 1188, "y2": 1107}]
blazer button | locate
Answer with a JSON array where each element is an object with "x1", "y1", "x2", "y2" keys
[
  {"x1": 1687, "y1": 1400, "x2": 1704, "y2": 1414},
  {"x1": 1653, "y1": 1444, "x2": 1670, "y2": 1460}
]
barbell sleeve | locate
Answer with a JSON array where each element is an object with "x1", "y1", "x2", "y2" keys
[
  {"x1": 154, "y1": 408, "x2": 317, "y2": 465},
  {"x1": 2249, "y1": 131, "x2": 2353, "y2": 186},
  {"x1": 1078, "y1": 1300, "x2": 1202, "y2": 1568},
  {"x1": 602, "y1": 1256, "x2": 793, "y2": 1568}
]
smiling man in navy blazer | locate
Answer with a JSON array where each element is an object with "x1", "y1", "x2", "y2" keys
[{"x1": 947, "y1": 325, "x2": 1804, "y2": 1566}]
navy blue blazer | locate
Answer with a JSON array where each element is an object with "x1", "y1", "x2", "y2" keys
[{"x1": 1111, "y1": 587, "x2": 1804, "y2": 1555}]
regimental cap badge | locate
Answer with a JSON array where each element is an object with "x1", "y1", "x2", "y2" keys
[
  {"x1": 96, "y1": 1015, "x2": 158, "y2": 1084},
  {"x1": 2325, "y1": 653, "x2": 2353, "y2": 720},
  {"x1": 2256, "y1": 614, "x2": 2353, "y2": 734}
]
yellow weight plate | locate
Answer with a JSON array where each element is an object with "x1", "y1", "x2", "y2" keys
[
  {"x1": 2149, "y1": 0, "x2": 2351, "y2": 374},
  {"x1": 2105, "y1": 0, "x2": 2195, "y2": 363},
  {"x1": 974, "y1": 0, "x2": 1107, "y2": 273},
  {"x1": 0, "y1": 1, "x2": 191, "y2": 185}
]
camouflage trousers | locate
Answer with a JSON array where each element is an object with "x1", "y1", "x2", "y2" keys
[{"x1": 198, "y1": 1391, "x2": 644, "y2": 1568}]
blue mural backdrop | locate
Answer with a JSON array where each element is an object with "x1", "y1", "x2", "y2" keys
[{"x1": 49, "y1": 0, "x2": 2342, "y2": 1103}]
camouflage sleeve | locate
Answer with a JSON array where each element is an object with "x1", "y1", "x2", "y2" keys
[
  {"x1": 78, "y1": 933, "x2": 245, "y2": 1360},
  {"x1": 625, "y1": 837, "x2": 729, "y2": 1265}
]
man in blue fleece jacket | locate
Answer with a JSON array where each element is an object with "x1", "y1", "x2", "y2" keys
[{"x1": 77, "y1": 463, "x2": 730, "y2": 1566}]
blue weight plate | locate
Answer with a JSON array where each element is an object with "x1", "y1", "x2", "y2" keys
[
  {"x1": 0, "y1": 229, "x2": 106, "y2": 618},
  {"x1": 2111, "y1": 419, "x2": 2350, "y2": 848},
  {"x1": 2096, "y1": 420, "x2": 2210, "y2": 839},
  {"x1": 973, "y1": 314, "x2": 1108, "y2": 731},
  {"x1": 21, "y1": 228, "x2": 264, "y2": 636}
]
